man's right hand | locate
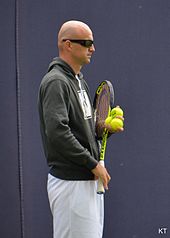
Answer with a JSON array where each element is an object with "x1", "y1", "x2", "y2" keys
[{"x1": 91, "y1": 163, "x2": 111, "y2": 190}]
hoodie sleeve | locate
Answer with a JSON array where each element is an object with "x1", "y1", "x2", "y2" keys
[{"x1": 40, "y1": 77, "x2": 98, "y2": 170}]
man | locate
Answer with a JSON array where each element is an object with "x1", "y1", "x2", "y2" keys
[{"x1": 38, "y1": 20, "x2": 123, "y2": 238}]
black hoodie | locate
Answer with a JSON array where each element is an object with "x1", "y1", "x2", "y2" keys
[{"x1": 38, "y1": 57, "x2": 100, "y2": 180}]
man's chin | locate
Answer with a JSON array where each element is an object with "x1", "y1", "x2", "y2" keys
[
  {"x1": 81, "y1": 58, "x2": 92, "y2": 66},
  {"x1": 86, "y1": 57, "x2": 92, "y2": 64}
]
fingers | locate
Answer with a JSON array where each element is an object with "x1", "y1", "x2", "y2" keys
[
  {"x1": 116, "y1": 115, "x2": 124, "y2": 121},
  {"x1": 104, "y1": 113, "x2": 124, "y2": 134},
  {"x1": 104, "y1": 122, "x2": 124, "y2": 133},
  {"x1": 101, "y1": 169, "x2": 111, "y2": 190},
  {"x1": 91, "y1": 164, "x2": 111, "y2": 190},
  {"x1": 115, "y1": 127, "x2": 124, "y2": 132}
]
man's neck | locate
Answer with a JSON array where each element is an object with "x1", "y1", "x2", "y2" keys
[{"x1": 59, "y1": 55, "x2": 81, "y2": 75}]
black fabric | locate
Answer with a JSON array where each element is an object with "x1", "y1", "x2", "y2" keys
[{"x1": 38, "y1": 57, "x2": 99, "y2": 180}]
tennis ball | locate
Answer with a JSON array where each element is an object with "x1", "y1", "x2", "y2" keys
[
  {"x1": 111, "y1": 107, "x2": 123, "y2": 118},
  {"x1": 110, "y1": 118, "x2": 123, "y2": 131},
  {"x1": 105, "y1": 116, "x2": 112, "y2": 126}
]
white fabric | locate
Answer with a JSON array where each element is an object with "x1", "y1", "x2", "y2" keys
[
  {"x1": 75, "y1": 75, "x2": 92, "y2": 120},
  {"x1": 47, "y1": 173, "x2": 104, "y2": 238}
]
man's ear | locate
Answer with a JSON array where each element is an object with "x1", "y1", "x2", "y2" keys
[{"x1": 64, "y1": 40, "x2": 72, "y2": 51}]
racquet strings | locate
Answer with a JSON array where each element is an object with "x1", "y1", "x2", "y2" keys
[{"x1": 95, "y1": 85, "x2": 110, "y2": 139}]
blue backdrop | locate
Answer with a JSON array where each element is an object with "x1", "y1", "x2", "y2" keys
[{"x1": 1, "y1": 0, "x2": 170, "y2": 237}]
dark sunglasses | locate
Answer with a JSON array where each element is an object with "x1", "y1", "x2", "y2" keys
[{"x1": 63, "y1": 39, "x2": 94, "y2": 48}]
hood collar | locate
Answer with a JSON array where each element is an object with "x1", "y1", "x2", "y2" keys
[{"x1": 48, "y1": 57, "x2": 83, "y2": 80}]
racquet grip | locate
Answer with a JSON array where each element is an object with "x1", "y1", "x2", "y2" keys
[{"x1": 97, "y1": 160, "x2": 105, "y2": 194}]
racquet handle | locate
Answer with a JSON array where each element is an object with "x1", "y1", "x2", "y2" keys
[{"x1": 97, "y1": 160, "x2": 105, "y2": 194}]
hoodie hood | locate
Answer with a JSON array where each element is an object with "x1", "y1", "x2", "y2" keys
[{"x1": 48, "y1": 57, "x2": 83, "y2": 80}]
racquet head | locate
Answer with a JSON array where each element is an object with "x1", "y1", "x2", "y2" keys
[{"x1": 93, "y1": 80, "x2": 114, "y2": 139}]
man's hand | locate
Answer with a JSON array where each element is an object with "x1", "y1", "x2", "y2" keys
[
  {"x1": 104, "y1": 116, "x2": 124, "y2": 133},
  {"x1": 105, "y1": 105, "x2": 124, "y2": 133},
  {"x1": 91, "y1": 163, "x2": 111, "y2": 190}
]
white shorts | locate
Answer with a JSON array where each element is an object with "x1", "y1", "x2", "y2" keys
[{"x1": 47, "y1": 173, "x2": 104, "y2": 238}]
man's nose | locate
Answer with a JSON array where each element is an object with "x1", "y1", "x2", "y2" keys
[{"x1": 89, "y1": 44, "x2": 95, "y2": 52}]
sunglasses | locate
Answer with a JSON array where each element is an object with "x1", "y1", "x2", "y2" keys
[{"x1": 63, "y1": 39, "x2": 94, "y2": 48}]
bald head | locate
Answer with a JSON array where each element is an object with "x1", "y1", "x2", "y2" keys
[
  {"x1": 57, "y1": 20, "x2": 95, "y2": 73},
  {"x1": 58, "y1": 20, "x2": 93, "y2": 50}
]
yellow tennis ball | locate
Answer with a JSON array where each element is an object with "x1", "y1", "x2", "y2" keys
[
  {"x1": 110, "y1": 118, "x2": 123, "y2": 130},
  {"x1": 111, "y1": 107, "x2": 124, "y2": 118},
  {"x1": 105, "y1": 116, "x2": 112, "y2": 126}
]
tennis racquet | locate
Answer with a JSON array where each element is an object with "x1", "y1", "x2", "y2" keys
[{"x1": 93, "y1": 80, "x2": 114, "y2": 194}]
